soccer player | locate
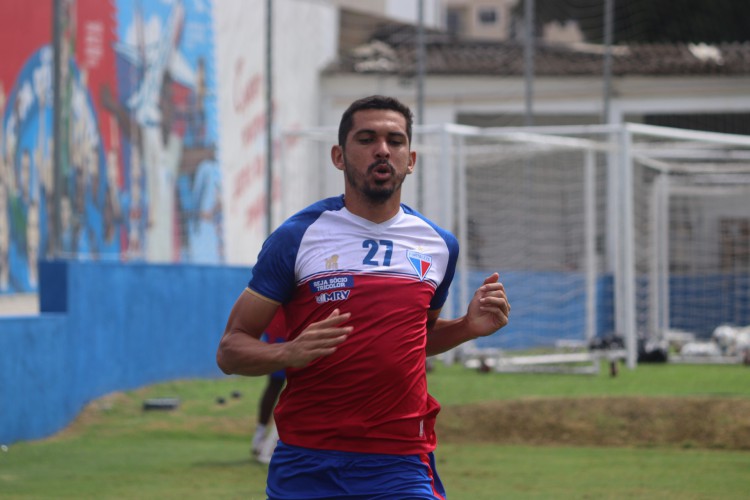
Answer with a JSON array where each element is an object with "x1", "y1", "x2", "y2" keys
[{"x1": 217, "y1": 95, "x2": 510, "y2": 498}]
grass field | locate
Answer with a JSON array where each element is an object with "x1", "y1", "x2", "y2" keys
[{"x1": 1, "y1": 362, "x2": 749, "y2": 499}]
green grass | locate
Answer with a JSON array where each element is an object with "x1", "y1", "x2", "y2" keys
[
  {"x1": 437, "y1": 444, "x2": 750, "y2": 499},
  {"x1": 1, "y1": 362, "x2": 749, "y2": 499}
]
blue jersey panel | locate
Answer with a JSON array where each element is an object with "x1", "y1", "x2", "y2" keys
[
  {"x1": 401, "y1": 204, "x2": 459, "y2": 310},
  {"x1": 248, "y1": 196, "x2": 346, "y2": 303}
]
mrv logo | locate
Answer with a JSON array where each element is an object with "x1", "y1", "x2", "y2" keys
[{"x1": 315, "y1": 289, "x2": 351, "y2": 303}]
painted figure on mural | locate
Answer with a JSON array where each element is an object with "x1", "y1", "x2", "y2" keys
[
  {"x1": 33, "y1": 80, "x2": 55, "y2": 263},
  {"x1": 26, "y1": 200, "x2": 39, "y2": 287},
  {"x1": 125, "y1": 143, "x2": 145, "y2": 258},
  {"x1": 144, "y1": 71, "x2": 184, "y2": 262},
  {"x1": 15, "y1": 150, "x2": 34, "y2": 284},
  {"x1": 68, "y1": 112, "x2": 92, "y2": 255},
  {"x1": 104, "y1": 149, "x2": 123, "y2": 245},
  {"x1": 102, "y1": 0, "x2": 220, "y2": 263},
  {"x1": 186, "y1": 157, "x2": 222, "y2": 262},
  {"x1": 103, "y1": 69, "x2": 199, "y2": 262},
  {"x1": 8, "y1": 54, "x2": 115, "y2": 284}
]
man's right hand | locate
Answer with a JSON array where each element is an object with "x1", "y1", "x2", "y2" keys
[{"x1": 283, "y1": 309, "x2": 352, "y2": 368}]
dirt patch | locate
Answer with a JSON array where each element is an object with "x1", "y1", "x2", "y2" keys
[
  {"x1": 436, "y1": 397, "x2": 750, "y2": 450},
  {"x1": 57, "y1": 393, "x2": 750, "y2": 450}
]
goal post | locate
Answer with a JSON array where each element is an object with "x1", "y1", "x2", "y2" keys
[
  {"x1": 626, "y1": 123, "x2": 750, "y2": 361},
  {"x1": 278, "y1": 122, "x2": 750, "y2": 369}
]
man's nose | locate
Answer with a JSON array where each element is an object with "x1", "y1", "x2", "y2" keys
[{"x1": 373, "y1": 138, "x2": 390, "y2": 158}]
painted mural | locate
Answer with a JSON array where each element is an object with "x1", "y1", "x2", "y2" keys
[
  {"x1": 0, "y1": 0, "x2": 221, "y2": 294},
  {"x1": 109, "y1": 0, "x2": 221, "y2": 264}
]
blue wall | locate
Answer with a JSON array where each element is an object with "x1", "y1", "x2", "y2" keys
[
  {"x1": 462, "y1": 270, "x2": 616, "y2": 350},
  {"x1": 3, "y1": 262, "x2": 745, "y2": 445},
  {"x1": 668, "y1": 273, "x2": 750, "y2": 337},
  {"x1": 0, "y1": 260, "x2": 250, "y2": 445}
]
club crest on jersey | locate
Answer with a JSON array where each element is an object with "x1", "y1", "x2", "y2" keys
[{"x1": 407, "y1": 250, "x2": 432, "y2": 281}]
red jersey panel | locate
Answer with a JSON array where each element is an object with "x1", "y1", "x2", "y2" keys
[{"x1": 248, "y1": 196, "x2": 459, "y2": 454}]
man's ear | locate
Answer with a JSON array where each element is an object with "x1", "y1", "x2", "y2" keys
[
  {"x1": 406, "y1": 151, "x2": 416, "y2": 175},
  {"x1": 331, "y1": 145, "x2": 345, "y2": 171}
]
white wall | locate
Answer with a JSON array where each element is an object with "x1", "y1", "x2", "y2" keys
[
  {"x1": 213, "y1": 0, "x2": 337, "y2": 264},
  {"x1": 331, "y1": 0, "x2": 442, "y2": 27}
]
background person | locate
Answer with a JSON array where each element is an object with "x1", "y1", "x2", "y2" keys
[{"x1": 251, "y1": 308, "x2": 286, "y2": 463}]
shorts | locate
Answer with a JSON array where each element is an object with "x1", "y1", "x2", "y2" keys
[{"x1": 266, "y1": 441, "x2": 447, "y2": 499}]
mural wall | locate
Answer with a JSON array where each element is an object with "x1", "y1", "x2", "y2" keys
[
  {"x1": 0, "y1": 0, "x2": 218, "y2": 292},
  {"x1": 0, "y1": 0, "x2": 338, "y2": 293}
]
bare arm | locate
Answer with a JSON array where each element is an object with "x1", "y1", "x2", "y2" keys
[
  {"x1": 216, "y1": 289, "x2": 353, "y2": 376},
  {"x1": 425, "y1": 273, "x2": 510, "y2": 356}
]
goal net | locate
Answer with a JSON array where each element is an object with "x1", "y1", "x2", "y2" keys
[
  {"x1": 279, "y1": 123, "x2": 750, "y2": 367},
  {"x1": 627, "y1": 124, "x2": 750, "y2": 352}
]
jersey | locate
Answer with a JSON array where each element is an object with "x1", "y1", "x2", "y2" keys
[
  {"x1": 247, "y1": 195, "x2": 459, "y2": 455},
  {"x1": 262, "y1": 307, "x2": 287, "y2": 344},
  {"x1": 261, "y1": 308, "x2": 287, "y2": 380}
]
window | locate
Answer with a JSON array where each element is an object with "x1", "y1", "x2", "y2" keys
[
  {"x1": 477, "y1": 8, "x2": 498, "y2": 25},
  {"x1": 446, "y1": 7, "x2": 465, "y2": 35}
]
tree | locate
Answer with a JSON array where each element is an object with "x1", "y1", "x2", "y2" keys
[{"x1": 514, "y1": 0, "x2": 750, "y2": 44}]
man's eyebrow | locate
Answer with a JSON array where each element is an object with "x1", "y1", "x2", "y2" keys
[
  {"x1": 352, "y1": 129, "x2": 376, "y2": 136},
  {"x1": 352, "y1": 129, "x2": 407, "y2": 138}
]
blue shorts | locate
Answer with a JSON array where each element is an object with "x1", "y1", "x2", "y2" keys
[{"x1": 267, "y1": 441, "x2": 447, "y2": 500}]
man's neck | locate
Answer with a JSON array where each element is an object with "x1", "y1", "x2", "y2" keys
[{"x1": 343, "y1": 192, "x2": 401, "y2": 224}]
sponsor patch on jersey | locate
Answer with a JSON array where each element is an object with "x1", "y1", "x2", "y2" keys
[
  {"x1": 407, "y1": 250, "x2": 432, "y2": 281},
  {"x1": 309, "y1": 275, "x2": 354, "y2": 294},
  {"x1": 315, "y1": 289, "x2": 351, "y2": 304}
]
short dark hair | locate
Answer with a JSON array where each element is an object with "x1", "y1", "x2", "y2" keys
[{"x1": 337, "y1": 95, "x2": 413, "y2": 147}]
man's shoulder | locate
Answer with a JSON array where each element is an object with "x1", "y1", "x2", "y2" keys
[
  {"x1": 400, "y1": 203, "x2": 458, "y2": 247},
  {"x1": 288, "y1": 196, "x2": 345, "y2": 223},
  {"x1": 271, "y1": 196, "x2": 345, "y2": 236}
]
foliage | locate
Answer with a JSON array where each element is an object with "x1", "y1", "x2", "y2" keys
[{"x1": 512, "y1": 0, "x2": 750, "y2": 44}]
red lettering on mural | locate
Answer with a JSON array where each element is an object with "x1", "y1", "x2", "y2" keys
[
  {"x1": 83, "y1": 21, "x2": 104, "y2": 69},
  {"x1": 245, "y1": 194, "x2": 266, "y2": 228},
  {"x1": 232, "y1": 155, "x2": 265, "y2": 202},
  {"x1": 241, "y1": 112, "x2": 266, "y2": 149},
  {"x1": 233, "y1": 58, "x2": 262, "y2": 113},
  {"x1": 232, "y1": 165, "x2": 250, "y2": 201}
]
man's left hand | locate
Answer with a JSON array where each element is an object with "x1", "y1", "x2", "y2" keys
[{"x1": 465, "y1": 273, "x2": 510, "y2": 338}]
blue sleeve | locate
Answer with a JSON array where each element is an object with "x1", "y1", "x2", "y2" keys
[
  {"x1": 247, "y1": 224, "x2": 300, "y2": 303},
  {"x1": 431, "y1": 231, "x2": 459, "y2": 310},
  {"x1": 247, "y1": 196, "x2": 344, "y2": 303}
]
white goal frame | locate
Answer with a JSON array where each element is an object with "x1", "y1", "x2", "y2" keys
[{"x1": 279, "y1": 123, "x2": 750, "y2": 370}]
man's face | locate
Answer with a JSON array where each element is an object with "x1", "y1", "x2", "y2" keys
[{"x1": 335, "y1": 109, "x2": 415, "y2": 204}]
